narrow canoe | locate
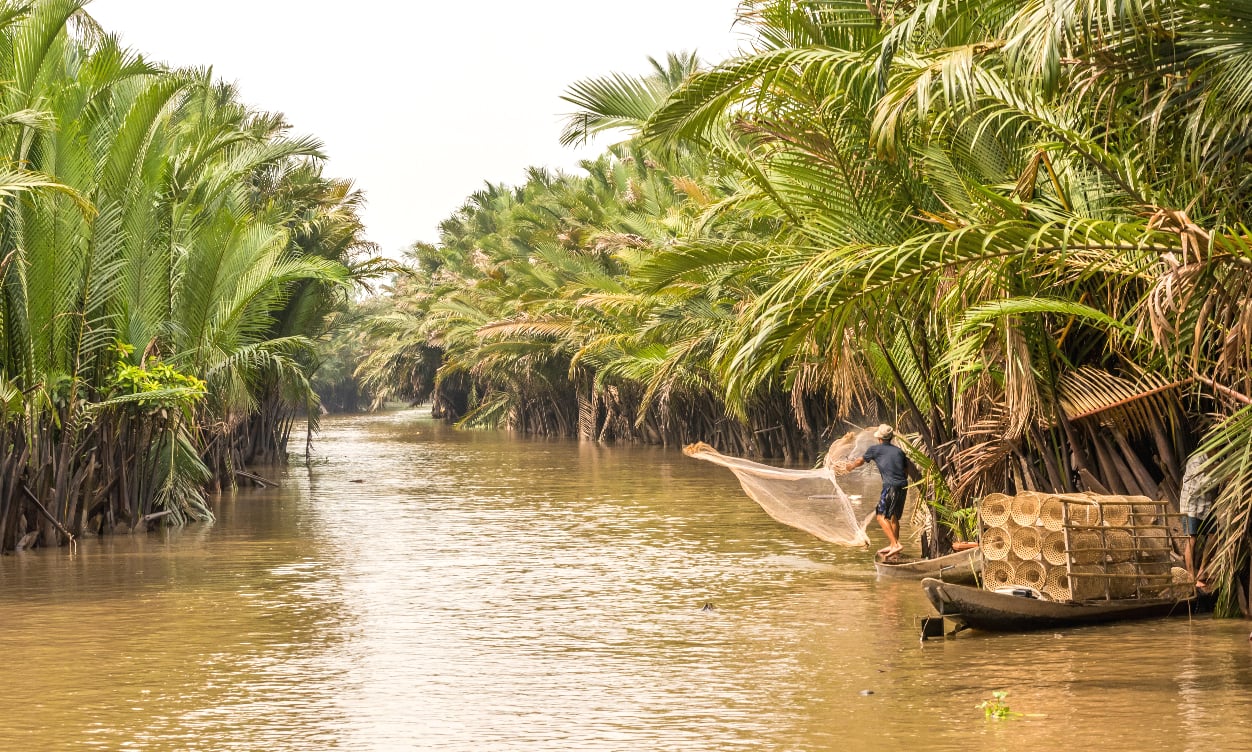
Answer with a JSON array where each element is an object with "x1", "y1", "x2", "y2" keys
[
  {"x1": 874, "y1": 547, "x2": 981, "y2": 585},
  {"x1": 921, "y1": 577, "x2": 1194, "y2": 632}
]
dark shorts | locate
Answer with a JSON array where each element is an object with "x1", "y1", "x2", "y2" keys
[
  {"x1": 1183, "y1": 514, "x2": 1215, "y2": 536},
  {"x1": 876, "y1": 486, "x2": 907, "y2": 520}
]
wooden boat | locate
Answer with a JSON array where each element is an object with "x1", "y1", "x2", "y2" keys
[
  {"x1": 921, "y1": 577, "x2": 1194, "y2": 632},
  {"x1": 874, "y1": 547, "x2": 981, "y2": 584}
]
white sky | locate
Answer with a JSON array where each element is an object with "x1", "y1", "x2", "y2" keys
[{"x1": 88, "y1": 1, "x2": 748, "y2": 257}]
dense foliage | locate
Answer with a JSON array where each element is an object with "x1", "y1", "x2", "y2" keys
[
  {"x1": 0, "y1": 0, "x2": 377, "y2": 551},
  {"x1": 357, "y1": 1, "x2": 1252, "y2": 614}
]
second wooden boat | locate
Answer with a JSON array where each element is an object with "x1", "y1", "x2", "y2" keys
[{"x1": 921, "y1": 577, "x2": 1194, "y2": 632}]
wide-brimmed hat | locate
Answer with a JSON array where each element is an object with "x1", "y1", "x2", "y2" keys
[{"x1": 873, "y1": 424, "x2": 895, "y2": 440}]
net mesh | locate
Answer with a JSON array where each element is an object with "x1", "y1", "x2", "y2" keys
[{"x1": 684, "y1": 438, "x2": 872, "y2": 547}]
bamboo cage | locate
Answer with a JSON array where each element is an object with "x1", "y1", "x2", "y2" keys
[
  {"x1": 1059, "y1": 495, "x2": 1189, "y2": 602},
  {"x1": 977, "y1": 491, "x2": 1190, "y2": 603}
]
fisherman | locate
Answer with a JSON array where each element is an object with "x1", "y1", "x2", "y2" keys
[
  {"x1": 847, "y1": 424, "x2": 913, "y2": 558},
  {"x1": 1179, "y1": 449, "x2": 1216, "y2": 590}
]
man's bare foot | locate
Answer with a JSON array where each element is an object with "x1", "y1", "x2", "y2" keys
[
  {"x1": 877, "y1": 545, "x2": 892, "y2": 555},
  {"x1": 885, "y1": 544, "x2": 904, "y2": 557}
]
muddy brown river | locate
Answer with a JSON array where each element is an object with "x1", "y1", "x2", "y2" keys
[{"x1": 2, "y1": 410, "x2": 1250, "y2": 750}]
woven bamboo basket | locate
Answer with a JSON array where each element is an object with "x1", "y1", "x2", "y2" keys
[
  {"x1": 983, "y1": 559, "x2": 1015, "y2": 588},
  {"x1": 1069, "y1": 564, "x2": 1108, "y2": 600},
  {"x1": 1069, "y1": 530, "x2": 1104, "y2": 565},
  {"x1": 1103, "y1": 528, "x2": 1135, "y2": 563},
  {"x1": 1044, "y1": 567, "x2": 1072, "y2": 602},
  {"x1": 1041, "y1": 530, "x2": 1068, "y2": 566},
  {"x1": 1166, "y1": 568, "x2": 1196, "y2": 598},
  {"x1": 1100, "y1": 499, "x2": 1133, "y2": 527},
  {"x1": 1135, "y1": 527, "x2": 1171, "y2": 556},
  {"x1": 1010, "y1": 492, "x2": 1045, "y2": 526},
  {"x1": 979, "y1": 493, "x2": 1012, "y2": 527},
  {"x1": 1066, "y1": 501, "x2": 1101, "y2": 527},
  {"x1": 1039, "y1": 499, "x2": 1065, "y2": 531},
  {"x1": 1013, "y1": 560, "x2": 1047, "y2": 590},
  {"x1": 1108, "y1": 562, "x2": 1140, "y2": 598},
  {"x1": 1010, "y1": 526, "x2": 1042, "y2": 560},
  {"x1": 982, "y1": 526, "x2": 1012, "y2": 561}
]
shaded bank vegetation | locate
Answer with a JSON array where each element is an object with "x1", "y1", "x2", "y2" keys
[
  {"x1": 350, "y1": 1, "x2": 1252, "y2": 614},
  {"x1": 0, "y1": 0, "x2": 378, "y2": 552}
]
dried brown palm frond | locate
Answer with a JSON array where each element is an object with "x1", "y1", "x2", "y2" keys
[
  {"x1": 947, "y1": 412, "x2": 1013, "y2": 503},
  {"x1": 1058, "y1": 367, "x2": 1185, "y2": 436},
  {"x1": 787, "y1": 333, "x2": 876, "y2": 430},
  {"x1": 1148, "y1": 227, "x2": 1252, "y2": 399}
]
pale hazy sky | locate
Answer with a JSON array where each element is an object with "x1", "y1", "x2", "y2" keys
[{"x1": 88, "y1": 1, "x2": 747, "y2": 257}]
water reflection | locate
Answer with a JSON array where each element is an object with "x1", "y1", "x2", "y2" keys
[{"x1": 1, "y1": 410, "x2": 1250, "y2": 750}]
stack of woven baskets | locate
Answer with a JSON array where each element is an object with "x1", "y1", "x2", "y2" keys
[
  {"x1": 978, "y1": 491, "x2": 1175, "y2": 602},
  {"x1": 980, "y1": 491, "x2": 1073, "y2": 600}
]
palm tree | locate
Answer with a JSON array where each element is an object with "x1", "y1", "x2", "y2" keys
[{"x1": 0, "y1": 0, "x2": 371, "y2": 549}]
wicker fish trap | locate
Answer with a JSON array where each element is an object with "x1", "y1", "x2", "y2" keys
[
  {"x1": 1103, "y1": 528, "x2": 1135, "y2": 563},
  {"x1": 1066, "y1": 501, "x2": 1101, "y2": 527},
  {"x1": 1041, "y1": 530, "x2": 1068, "y2": 566},
  {"x1": 1011, "y1": 492, "x2": 1045, "y2": 526},
  {"x1": 1159, "y1": 566, "x2": 1197, "y2": 599},
  {"x1": 979, "y1": 494, "x2": 1012, "y2": 527},
  {"x1": 1068, "y1": 530, "x2": 1104, "y2": 565},
  {"x1": 1013, "y1": 560, "x2": 1047, "y2": 590},
  {"x1": 1069, "y1": 564, "x2": 1109, "y2": 601},
  {"x1": 1135, "y1": 527, "x2": 1171, "y2": 556},
  {"x1": 1100, "y1": 499, "x2": 1133, "y2": 527},
  {"x1": 1010, "y1": 526, "x2": 1042, "y2": 560},
  {"x1": 1044, "y1": 567, "x2": 1072, "y2": 602},
  {"x1": 1108, "y1": 562, "x2": 1139, "y2": 598},
  {"x1": 983, "y1": 559, "x2": 1015, "y2": 589},
  {"x1": 1039, "y1": 499, "x2": 1065, "y2": 531},
  {"x1": 982, "y1": 526, "x2": 1012, "y2": 561}
]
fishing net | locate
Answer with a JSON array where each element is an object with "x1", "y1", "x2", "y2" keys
[{"x1": 683, "y1": 440, "x2": 872, "y2": 547}]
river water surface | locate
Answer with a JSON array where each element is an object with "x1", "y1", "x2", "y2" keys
[{"x1": 2, "y1": 410, "x2": 1250, "y2": 751}]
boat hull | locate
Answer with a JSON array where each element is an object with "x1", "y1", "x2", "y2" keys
[
  {"x1": 874, "y1": 548, "x2": 981, "y2": 585},
  {"x1": 922, "y1": 577, "x2": 1193, "y2": 632}
]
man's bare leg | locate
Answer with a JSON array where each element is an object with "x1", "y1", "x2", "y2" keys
[
  {"x1": 877, "y1": 514, "x2": 901, "y2": 556},
  {"x1": 886, "y1": 517, "x2": 903, "y2": 556}
]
